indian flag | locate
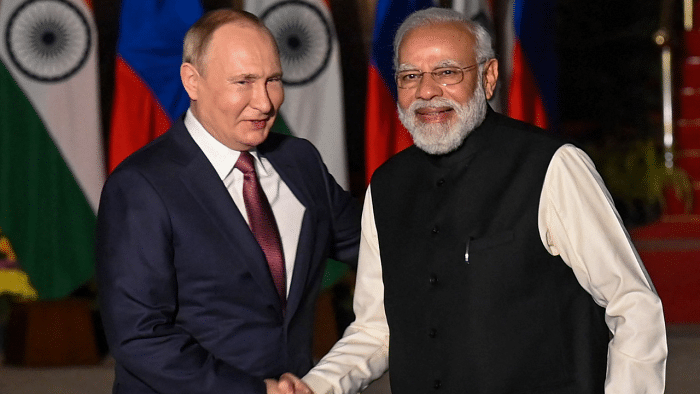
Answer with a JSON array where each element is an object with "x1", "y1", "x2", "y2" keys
[
  {"x1": 246, "y1": 0, "x2": 350, "y2": 286},
  {"x1": 245, "y1": 0, "x2": 349, "y2": 189},
  {"x1": 0, "y1": 0, "x2": 104, "y2": 299}
]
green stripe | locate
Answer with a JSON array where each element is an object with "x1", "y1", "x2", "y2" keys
[
  {"x1": 272, "y1": 114, "x2": 349, "y2": 289},
  {"x1": 271, "y1": 113, "x2": 292, "y2": 136},
  {"x1": 0, "y1": 61, "x2": 96, "y2": 300}
]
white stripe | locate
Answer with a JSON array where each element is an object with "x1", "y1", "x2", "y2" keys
[
  {"x1": 246, "y1": 0, "x2": 348, "y2": 189},
  {"x1": 452, "y1": 0, "x2": 490, "y2": 19},
  {"x1": 0, "y1": 0, "x2": 105, "y2": 212}
]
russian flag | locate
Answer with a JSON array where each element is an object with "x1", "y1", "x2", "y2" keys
[
  {"x1": 505, "y1": 0, "x2": 558, "y2": 130},
  {"x1": 108, "y1": 0, "x2": 203, "y2": 172},
  {"x1": 364, "y1": 0, "x2": 437, "y2": 185}
]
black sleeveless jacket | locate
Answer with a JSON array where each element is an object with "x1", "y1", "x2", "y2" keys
[{"x1": 371, "y1": 109, "x2": 609, "y2": 394}]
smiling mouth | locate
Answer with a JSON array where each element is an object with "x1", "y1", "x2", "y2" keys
[
  {"x1": 415, "y1": 107, "x2": 454, "y2": 123},
  {"x1": 250, "y1": 120, "x2": 268, "y2": 130}
]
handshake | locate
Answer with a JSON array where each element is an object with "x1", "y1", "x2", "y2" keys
[{"x1": 265, "y1": 373, "x2": 313, "y2": 394}]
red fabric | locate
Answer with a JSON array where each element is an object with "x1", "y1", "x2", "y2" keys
[
  {"x1": 364, "y1": 65, "x2": 413, "y2": 184},
  {"x1": 108, "y1": 57, "x2": 172, "y2": 172},
  {"x1": 236, "y1": 152, "x2": 287, "y2": 309},
  {"x1": 507, "y1": 41, "x2": 548, "y2": 130},
  {"x1": 631, "y1": 219, "x2": 700, "y2": 323},
  {"x1": 636, "y1": 248, "x2": 700, "y2": 323}
]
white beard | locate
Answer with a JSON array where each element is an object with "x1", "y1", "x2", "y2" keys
[{"x1": 398, "y1": 79, "x2": 488, "y2": 155}]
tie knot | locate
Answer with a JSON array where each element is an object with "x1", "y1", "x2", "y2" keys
[{"x1": 235, "y1": 151, "x2": 256, "y2": 175}]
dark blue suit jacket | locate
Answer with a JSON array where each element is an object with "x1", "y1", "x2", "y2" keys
[{"x1": 96, "y1": 118, "x2": 360, "y2": 393}]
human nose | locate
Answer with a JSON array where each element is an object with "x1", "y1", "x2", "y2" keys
[
  {"x1": 414, "y1": 72, "x2": 442, "y2": 101},
  {"x1": 250, "y1": 82, "x2": 274, "y2": 114}
]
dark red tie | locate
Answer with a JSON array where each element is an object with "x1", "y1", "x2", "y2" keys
[{"x1": 235, "y1": 151, "x2": 286, "y2": 308}]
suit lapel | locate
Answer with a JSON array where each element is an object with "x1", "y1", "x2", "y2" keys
[
  {"x1": 260, "y1": 136, "x2": 318, "y2": 319},
  {"x1": 171, "y1": 122, "x2": 283, "y2": 314}
]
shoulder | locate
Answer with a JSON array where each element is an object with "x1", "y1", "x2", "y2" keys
[
  {"x1": 260, "y1": 132, "x2": 318, "y2": 154},
  {"x1": 372, "y1": 145, "x2": 422, "y2": 178},
  {"x1": 106, "y1": 120, "x2": 192, "y2": 190},
  {"x1": 259, "y1": 132, "x2": 324, "y2": 167},
  {"x1": 491, "y1": 112, "x2": 569, "y2": 149}
]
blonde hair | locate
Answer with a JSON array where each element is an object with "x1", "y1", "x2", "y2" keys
[{"x1": 182, "y1": 9, "x2": 276, "y2": 74}]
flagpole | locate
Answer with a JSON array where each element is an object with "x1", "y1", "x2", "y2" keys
[{"x1": 655, "y1": 0, "x2": 675, "y2": 170}]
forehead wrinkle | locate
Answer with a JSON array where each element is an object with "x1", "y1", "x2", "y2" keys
[{"x1": 436, "y1": 59, "x2": 461, "y2": 67}]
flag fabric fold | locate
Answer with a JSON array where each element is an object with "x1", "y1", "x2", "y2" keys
[
  {"x1": 245, "y1": 0, "x2": 349, "y2": 189},
  {"x1": 246, "y1": 0, "x2": 350, "y2": 287},
  {"x1": 452, "y1": 0, "x2": 493, "y2": 28},
  {"x1": 364, "y1": 0, "x2": 437, "y2": 184},
  {"x1": 0, "y1": 0, "x2": 104, "y2": 299},
  {"x1": 109, "y1": 0, "x2": 203, "y2": 172},
  {"x1": 503, "y1": 0, "x2": 558, "y2": 130}
]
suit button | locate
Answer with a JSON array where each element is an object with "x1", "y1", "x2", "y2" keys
[
  {"x1": 433, "y1": 379, "x2": 442, "y2": 389},
  {"x1": 429, "y1": 274, "x2": 438, "y2": 285},
  {"x1": 431, "y1": 226, "x2": 440, "y2": 234},
  {"x1": 436, "y1": 178, "x2": 445, "y2": 187},
  {"x1": 428, "y1": 328, "x2": 437, "y2": 338}
]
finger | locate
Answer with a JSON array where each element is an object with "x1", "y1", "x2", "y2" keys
[
  {"x1": 280, "y1": 373, "x2": 312, "y2": 394},
  {"x1": 277, "y1": 378, "x2": 294, "y2": 394}
]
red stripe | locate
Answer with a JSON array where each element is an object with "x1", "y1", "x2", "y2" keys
[
  {"x1": 364, "y1": 65, "x2": 413, "y2": 185},
  {"x1": 108, "y1": 57, "x2": 172, "y2": 172},
  {"x1": 507, "y1": 41, "x2": 548, "y2": 130}
]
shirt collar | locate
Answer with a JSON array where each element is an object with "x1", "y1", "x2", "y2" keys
[{"x1": 184, "y1": 108, "x2": 270, "y2": 180}]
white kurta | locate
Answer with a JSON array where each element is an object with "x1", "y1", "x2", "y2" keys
[{"x1": 303, "y1": 144, "x2": 667, "y2": 394}]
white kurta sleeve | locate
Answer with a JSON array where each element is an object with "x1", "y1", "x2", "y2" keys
[
  {"x1": 303, "y1": 186, "x2": 390, "y2": 394},
  {"x1": 538, "y1": 144, "x2": 667, "y2": 394}
]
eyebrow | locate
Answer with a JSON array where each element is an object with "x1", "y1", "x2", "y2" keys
[
  {"x1": 228, "y1": 74, "x2": 258, "y2": 82},
  {"x1": 397, "y1": 59, "x2": 463, "y2": 73},
  {"x1": 227, "y1": 72, "x2": 283, "y2": 82}
]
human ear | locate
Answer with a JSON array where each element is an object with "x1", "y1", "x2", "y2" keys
[
  {"x1": 180, "y1": 63, "x2": 199, "y2": 101},
  {"x1": 483, "y1": 59, "x2": 499, "y2": 100}
]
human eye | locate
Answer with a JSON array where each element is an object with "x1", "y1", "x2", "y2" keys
[
  {"x1": 231, "y1": 79, "x2": 251, "y2": 87},
  {"x1": 399, "y1": 71, "x2": 420, "y2": 82},
  {"x1": 434, "y1": 68, "x2": 457, "y2": 77},
  {"x1": 230, "y1": 75, "x2": 257, "y2": 87},
  {"x1": 267, "y1": 75, "x2": 283, "y2": 85}
]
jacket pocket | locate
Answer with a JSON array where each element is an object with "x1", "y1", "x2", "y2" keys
[{"x1": 469, "y1": 230, "x2": 514, "y2": 251}]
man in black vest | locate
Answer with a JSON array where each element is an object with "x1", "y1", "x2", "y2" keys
[{"x1": 301, "y1": 7, "x2": 667, "y2": 394}]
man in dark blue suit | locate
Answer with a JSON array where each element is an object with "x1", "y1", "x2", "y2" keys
[{"x1": 96, "y1": 9, "x2": 358, "y2": 394}]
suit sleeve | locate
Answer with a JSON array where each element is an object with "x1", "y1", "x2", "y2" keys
[
  {"x1": 537, "y1": 144, "x2": 667, "y2": 393},
  {"x1": 312, "y1": 142, "x2": 362, "y2": 268},
  {"x1": 96, "y1": 168, "x2": 266, "y2": 394}
]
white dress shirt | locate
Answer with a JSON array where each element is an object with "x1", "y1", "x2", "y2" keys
[
  {"x1": 303, "y1": 144, "x2": 667, "y2": 394},
  {"x1": 184, "y1": 109, "x2": 305, "y2": 295}
]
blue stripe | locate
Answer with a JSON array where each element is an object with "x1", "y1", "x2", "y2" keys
[
  {"x1": 515, "y1": 0, "x2": 559, "y2": 129},
  {"x1": 117, "y1": 0, "x2": 203, "y2": 120},
  {"x1": 371, "y1": 0, "x2": 436, "y2": 101}
]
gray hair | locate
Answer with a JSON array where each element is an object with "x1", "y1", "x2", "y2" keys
[{"x1": 393, "y1": 7, "x2": 495, "y2": 71}]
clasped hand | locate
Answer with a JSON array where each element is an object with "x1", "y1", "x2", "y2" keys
[{"x1": 265, "y1": 373, "x2": 313, "y2": 394}]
